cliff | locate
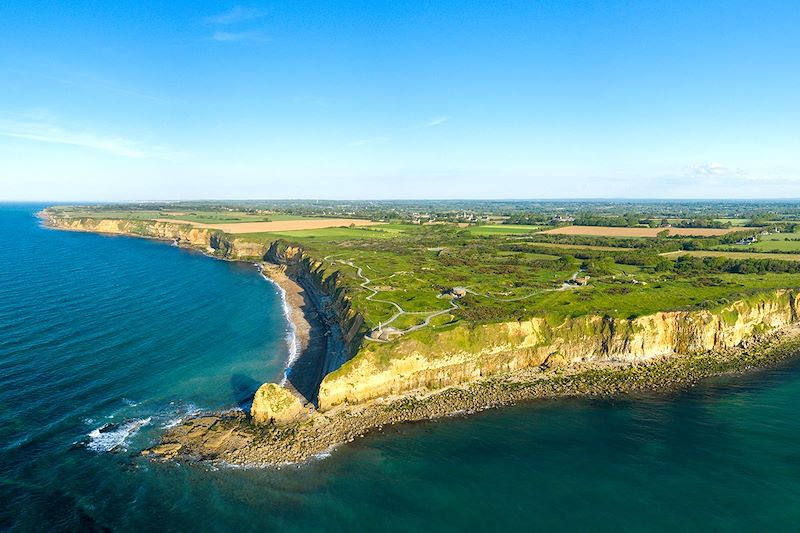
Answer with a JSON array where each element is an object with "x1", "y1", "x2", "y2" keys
[
  {"x1": 317, "y1": 290, "x2": 800, "y2": 410},
  {"x1": 42, "y1": 213, "x2": 800, "y2": 421},
  {"x1": 266, "y1": 241, "x2": 366, "y2": 361},
  {"x1": 43, "y1": 215, "x2": 267, "y2": 260}
]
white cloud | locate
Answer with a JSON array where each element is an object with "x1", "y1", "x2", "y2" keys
[
  {"x1": 692, "y1": 162, "x2": 727, "y2": 177},
  {"x1": 212, "y1": 31, "x2": 267, "y2": 42},
  {"x1": 349, "y1": 136, "x2": 390, "y2": 147},
  {"x1": 0, "y1": 117, "x2": 155, "y2": 158},
  {"x1": 415, "y1": 115, "x2": 451, "y2": 129},
  {"x1": 203, "y1": 6, "x2": 267, "y2": 25}
]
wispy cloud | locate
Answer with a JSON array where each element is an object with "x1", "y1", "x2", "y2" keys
[
  {"x1": 415, "y1": 115, "x2": 451, "y2": 129},
  {"x1": 203, "y1": 6, "x2": 268, "y2": 25},
  {"x1": 691, "y1": 161, "x2": 729, "y2": 178},
  {"x1": 349, "y1": 136, "x2": 390, "y2": 148},
  {"x1": 0, "y1": 117, "x2": 156, "y2": 158},
  {"x1": 212, "y1": 31, "x2": 267, "y2": 42}
]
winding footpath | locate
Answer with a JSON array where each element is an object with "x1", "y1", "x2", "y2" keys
[{"x1": 324, "y1": 255, "x2": 584, "y2": 342}]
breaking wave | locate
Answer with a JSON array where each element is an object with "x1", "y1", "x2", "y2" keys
[
  {"x1": 86, "y1": 417, "x2": 151, "y2": 452},
  {"x1": 257, "y1": 264, "x2": 299, "y2": 384}
]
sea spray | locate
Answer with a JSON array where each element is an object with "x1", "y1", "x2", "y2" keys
[
  {"x1": 257, "y1": 263, "x2": 300, "y2": 383},
  {"x1": 86, "y1": 418, "x2": 152, "y2": 452}
]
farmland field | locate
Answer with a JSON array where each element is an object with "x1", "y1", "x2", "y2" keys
[
  {"x1": 539, "y1": 225, "x2": 743, "y2": 238},
  {"x1": 469, "y1": 224, "x2": 543, "y2": 235},
  {"x1": 749, "y1": 230, "x2": 800, "y2": 252},
  {"x1": 153, "y1": 218, "x2": 383, "y2": 234},
  {"x1": 661, "y1": 250, "x2": 800, "y2": 262}
]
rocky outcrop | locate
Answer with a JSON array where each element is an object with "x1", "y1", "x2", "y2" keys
[
  {"x1": 317, "y1": 290, "x2": 800, "y2": 410},
  {"x1": 43, "y1": 215, "x2": 267, "y2": 260},
  {"x1": 250, "y1": 383, "x2": 308, "y2": 425}
]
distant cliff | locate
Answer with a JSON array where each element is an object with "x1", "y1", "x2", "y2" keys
[
  {"x1": 318, "y1": 290, "x2": 800, "y2": 410},
  {"x1": 42, "y1": 214, "x2": 267, "y2": 260}
]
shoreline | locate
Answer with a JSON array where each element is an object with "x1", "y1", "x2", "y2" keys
[
  {"x1": 41, "y1": 213, "x2": 800, "y2": 466},
  {"x1": 256, "y1": 263, "x2": 306, "y2": 383},
  {"x1": 144, "y1": 323, "x2": 800, "y2": 466}
]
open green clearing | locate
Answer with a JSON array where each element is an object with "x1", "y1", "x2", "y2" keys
[
  {"x1": 749, "y1": 229, "x2": 800, "y2": 252},
  {"x1": 239, "y1": 224, "x2": 411, "y2": 242},
  {"x1": 254, "y1": 223, "x2": 800, "y2": 333},
  {"x1": 469, "y1": 224, "x2": 543, "y2": 235},
  {"x1": 662, "y1": 250, "x2": 800, "y2": 262}
]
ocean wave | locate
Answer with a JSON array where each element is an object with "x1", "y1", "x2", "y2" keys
[
  {"x1": 257, "y1": 264, "x2": 300, "y2": 384},
  {"x1": 86, "y1": 417, "x2": 151, "y2": 452},
  {"x1": 162, "y1": 403, "x2": 201, "y2": 429}
]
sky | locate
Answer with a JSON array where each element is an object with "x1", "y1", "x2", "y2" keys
[{"x1": 1, "y1": 0, "x2": 799, "y2": 201}]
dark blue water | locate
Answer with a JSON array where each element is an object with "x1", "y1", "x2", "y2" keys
[{"x1": 3, "y1": 204, "x2": 800, "y2": 531}]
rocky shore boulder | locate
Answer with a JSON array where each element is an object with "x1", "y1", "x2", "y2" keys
[{"x1": 250, "y1": 383, "x2": 307, "y2": 425}]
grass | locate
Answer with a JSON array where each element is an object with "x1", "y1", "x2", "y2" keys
[
  {"x1": 749, "y1": 229, "x2": 800, "y2": 252},
  {"x1": 49, "y1": 205, "x2": 800, "y2": 339},
  {"x1": 239, "y1": 225, "x2": 407, "y2": 241},
  {"x1": 48, "y1": 206, "x2": 322, "y2": 225},
  {"x1": 469, "y1": 224, "x2": 543, "y2": 235},
  {"x1": 662, "y1": 250, "x2": 800, "y2": 262},
  {"x1": 715, "y1": 218, "x2": 751, "y2": 226},
  {"x1": 519, "y1": 242, "x2": 633, "y2": 252}
]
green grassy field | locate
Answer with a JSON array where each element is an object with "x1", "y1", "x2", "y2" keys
[
  {"x1": 250, "y1": 222, "x2": 800, "y2": 329},
  {"x1": 662, "y1": 250, "x2": 800, "y2": 261},
  {"x1": 239, "y1": 225, "x2": 409, "y2": 242},
  {"x1": 749, "y1": 229, "x2": 800, "y2": 252},
  {"x1": 469, "y1": 224, "x2": 543, "y2": 235},
  {"x1": 715, "y1": 218, "x2": 751, "y2": 226}
]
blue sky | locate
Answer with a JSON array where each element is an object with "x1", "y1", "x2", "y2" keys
[{"x1": 1, "y1": 0, "x2": 798, "y2": 200}]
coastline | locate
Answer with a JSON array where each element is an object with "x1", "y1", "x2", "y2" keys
[
  {"x1": 39, "y1": 212, "x2": 324, "y2": 396},
  {"x1": 256, "y1": 263, "x2": 307, "y2": 383},
  {"x1": 41, "y1": 213, "x2": 800, "y2": 466},
  {"x1": 144, "y1": 323, "x2": 800, "y2": 466}
]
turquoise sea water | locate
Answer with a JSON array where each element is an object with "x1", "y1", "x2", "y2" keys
[{"x1": 3, "y1": 204, "x2": 800, "y2": 531}]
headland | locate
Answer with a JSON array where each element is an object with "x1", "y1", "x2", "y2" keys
[{"x1": 39, "y1": 203, "x2": 800, "y2": 466}]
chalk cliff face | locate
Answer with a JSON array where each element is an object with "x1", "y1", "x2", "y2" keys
[
  {"x1": 266, "y1": 241, "x2": 366, "y2": 361},
  {"x1": 317, "y1": 290, "x2": 800, "y2": 410},
  {"x1": 44, "y1": 216, "x2": 267, "y2": 260}
]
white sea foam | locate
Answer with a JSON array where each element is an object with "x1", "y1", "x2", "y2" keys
[
  {"x1": 162, "y1": 403, "x2": 201, "y2": 428},
  {"x1": 257, "y1": 264, "x2": 300, "y2": 384},
  {"x1": 86, "y1": 417, "x2": 151, "y2": 452}
]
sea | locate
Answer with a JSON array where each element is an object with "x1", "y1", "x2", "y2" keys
[{"x1": 2, "y1": 203, "x2": 800, "y2": 531}]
